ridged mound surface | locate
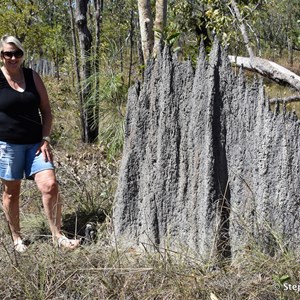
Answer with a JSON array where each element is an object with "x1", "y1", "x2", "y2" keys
[{"x1": 113, "y1": 41, "x2": 300, "y2": 260}]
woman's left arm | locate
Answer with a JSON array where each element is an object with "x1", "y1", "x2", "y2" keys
[{"x1": 33, "y1": 70, "x2": 53, "y2": 162}]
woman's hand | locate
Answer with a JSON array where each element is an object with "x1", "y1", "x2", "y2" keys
[{"x1": 36, "y1": 140, "x2": 53, "y2": 162}]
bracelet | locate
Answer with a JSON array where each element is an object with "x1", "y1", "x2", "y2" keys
[{"x1": 42, "y1": 136, "x2": 51, "y2": 143}]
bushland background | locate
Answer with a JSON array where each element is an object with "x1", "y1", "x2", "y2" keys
[{"x1": 0, "y1": 1, "x2": 300, "y2": 299}]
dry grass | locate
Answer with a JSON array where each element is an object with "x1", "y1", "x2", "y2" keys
[
  {"x1": 263, "y1": 51, "x2": 300, "y2": 118},
  {"x1": 1, "y1": 220, "x2": 300, "y2": 299}
]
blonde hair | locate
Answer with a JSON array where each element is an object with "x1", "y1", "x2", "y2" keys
[{"x1": 0, "y1": 35, "x2": 25, "y2": 62}]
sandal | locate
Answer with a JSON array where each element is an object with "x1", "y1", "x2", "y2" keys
[
  {"x1": 14, "y1": 239, "x2": 28, "y2": 253},
  {"x1": 57, "y1": 236, "x2": 80, "y2": 250}
]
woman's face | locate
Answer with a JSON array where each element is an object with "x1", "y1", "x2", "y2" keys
[{"x1": 1, "y1": 43, "x2": 24, "y2": 71}]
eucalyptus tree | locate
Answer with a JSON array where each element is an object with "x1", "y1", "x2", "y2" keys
[
  {"x1": 137, "y1": 0, "x2": 167, "y2": 63},
  {"x1": 138, "y1": 0, "x2": 154, "y2": 63}
]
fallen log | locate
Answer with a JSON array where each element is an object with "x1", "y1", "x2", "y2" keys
[{"x1": 229, "y1": 55, "x2": 300, "y2": 91}]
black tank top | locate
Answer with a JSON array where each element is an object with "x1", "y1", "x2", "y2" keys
[{"x1": 0, "y1": 68, "x2": 42, "y2": 144}]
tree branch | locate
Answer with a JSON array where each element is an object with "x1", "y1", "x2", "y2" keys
[
  {"x1": 269, "y1": 95, "x2": 300, "y2": 104},
  {"x1": 230, "y1": 0, "x2": 254, "y2": 59}
]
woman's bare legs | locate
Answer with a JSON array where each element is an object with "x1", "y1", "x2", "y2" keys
[
  {"x1": 2, "y1": 170, "x2": 79, "y2": 250},
  {"x1": 34, "y1": 169, "x2": 80, "y2": 249},
  {"x1": 34, "y1": 169, "x2": 61, "y2": 238},
  {"x1": 2, "y1": 179, "x2": 22, "y2": 242}
]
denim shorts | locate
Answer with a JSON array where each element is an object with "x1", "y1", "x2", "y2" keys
[{"x1": 0, "y1": 141, "x2": 55, "y2": 180}]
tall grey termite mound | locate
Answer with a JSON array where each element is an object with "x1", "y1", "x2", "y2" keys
[{"x1": 113, "y1": 40, "x2": 300, "y2": 261}]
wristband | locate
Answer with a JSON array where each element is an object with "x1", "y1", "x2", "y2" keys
[{"x1": 42, "y1": 136, "x2": 51, "y2": 143}]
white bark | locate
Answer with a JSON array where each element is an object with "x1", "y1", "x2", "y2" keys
[
  {"x1": 229, "y1": 55, "x2": 300, "y2": 91},
  {"x1": 138, "y1": 0, "x2": 154, "y2": 63},
  {"x1": 230, "y1": 0, "x2": 254, "y2": 59},
  {"x1": 269, "y1": 95, "x2": 300, "y2": 104}
]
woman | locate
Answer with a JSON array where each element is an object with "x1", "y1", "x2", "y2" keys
[{"x1": 0, "y1": 35, "x2": 80, "y2": 252}]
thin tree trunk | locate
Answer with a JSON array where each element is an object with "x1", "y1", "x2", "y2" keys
[
  {"x1": 94, "y1": 0, "x2": 103, "y2": 74},
  {"x1": 75, "y1": 0, "x2": 96, "y2": 143},
  {"x1": 137, "y1": 0, "x2": 154, "y2": 64},
  {"x1": 120, "y1": 35, "x2": 124, "y2": 76},
  {"x1": 230, "y1": 0, "x2": 254, "y2": 59},
  {"x1": 269, "y1": 95, "x2": 300, "y2": 104},
  {"x1": 288, "y1": 38, "x2": 293, "y2": 66},
  {"x1": 136, "y1": 17, "x2": 144, "y2": 68},
  {"x1": 128, "y1": 6, "x2": 134, "y2": 88},
  {"x1": 93, "y1": 0, "x2": 103, "y2": 142},
  {"x1": 153, "y1": 0, "x2": 167, "y2": 58},
  {"x1": 68, "y1": 0, "x2": 85, "y2": 141}
]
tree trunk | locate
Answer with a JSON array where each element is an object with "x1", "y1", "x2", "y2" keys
[
  {"x1": 137, "y1": 0, "x2": 154, "y2": 64},
  {"x1": 269, "y1": 95, "x2": 300, "y2": 104},
  {"x1": 128, "y1": 6, "x2": 134, "y2": 88},
  {"x1": 69, "y1": 0, "x2": 84, "y2": 138},
  {"x1": 75, "y1": 0, "x2": 97, "y2": 143},
  {"x1": 93, "y1": 0, "x2": 103, "y2": 141},
  {"x1": 136, "y1": 17, "x2": 144, "y2": 70},
  {"x1": 153, "y1": 0, "x2": 167, "y2": 58},
  {"x1": 288, "y1": 38, "x2": 293, "y2": 66},
  {"x1": 230, "y1": 0, "x2": 254, "y2": 59},
  {"x1": 94, "y1": 0, "x2": 103, "y2": 74}
]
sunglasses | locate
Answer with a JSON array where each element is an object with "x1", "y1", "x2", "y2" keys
[{"x1": 1, "y1": 49, "x2": 24, "y2": 59}]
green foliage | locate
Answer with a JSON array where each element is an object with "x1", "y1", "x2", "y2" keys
[
  {"x1": 273, "y1": 274, "x2": 291, "y2": 286},
  {"x1": 84, "y1": 69, "x2": 127, "y2": 159},
  {"x1": 168, "y1": 0, "x2": 300, "y2": 58},
  {"x1": 0, "y1": 0, "x2": 37, "y2": 39},
  {"x1": 154, "y1": 28, "x2": 181, "y2": 48},
  {"x1": 99, "y1": 75, "x2": 127, "y2": 157},
  {"x1": 260, "y1": 0, "x2": 300, "y2": 51},
  {"x1": 0, "y1": 0, "x2": 70, "y2": 60},
  {"x1": 97, "y1": 74, "x2": 126, "y2": 159}
]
